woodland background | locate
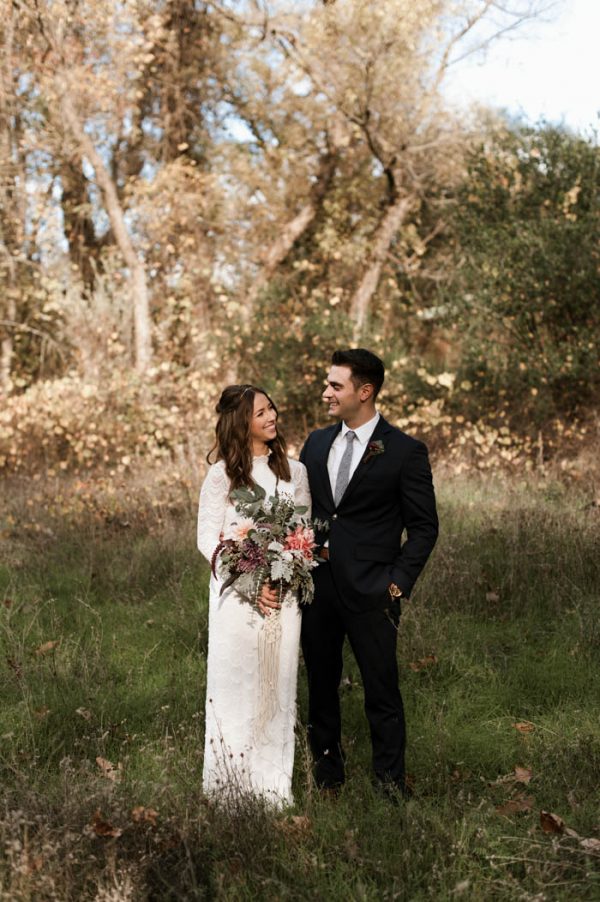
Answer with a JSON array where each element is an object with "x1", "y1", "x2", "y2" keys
[
  {"x1": 0, "y1": 0, "x2": 598, "y2": 475},
  {"x1": 1, "y1": 1, "x2": 600, "y2": 899}
]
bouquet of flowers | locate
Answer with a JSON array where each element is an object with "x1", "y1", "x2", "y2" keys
[{"x1": 211, "y1": 484, "x2": 319, "y2": 608}]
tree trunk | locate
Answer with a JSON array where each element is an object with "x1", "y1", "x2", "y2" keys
[
  {"x1": 0, "y1": 291, "x2": 15, "y2": 392},
  {"x1": 245, "y1": 150, "x2": 338, "y2": 317},
  {"x1": 0, "y1": 10, "x2": 16, "y2": 392},
  {"x1": 59, "y1": 157, "x2": 110, "y2": 293},
  {"x1": 60, "y1": 93, "x2": 152, "y2": 374},
  {"x1": 350, "y1": 193, "x2": 413, "y2": 342}
]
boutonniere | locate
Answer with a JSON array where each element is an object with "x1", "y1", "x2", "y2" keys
[{"x1": 363, "y1": 439, "x2": 385, "y2": 464}]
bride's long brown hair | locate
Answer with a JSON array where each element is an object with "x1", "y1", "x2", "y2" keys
[{"x1": 207, "y1": 384, "x2": 291, "y2": 490}]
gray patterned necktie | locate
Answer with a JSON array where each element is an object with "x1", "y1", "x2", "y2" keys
[{"x1": 334, "y1": 430, "x2": 356, "y2": 505}]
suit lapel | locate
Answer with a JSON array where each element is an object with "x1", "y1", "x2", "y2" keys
[
  {"x1": 315, "y1": 422, "x2": 341, "y2": 509},
  {"x1": 338, "y1": 416, "x2": 392, "y2": 506}
]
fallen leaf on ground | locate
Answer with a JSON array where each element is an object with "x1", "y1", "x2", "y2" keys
[
  {"x1": 90, "y1": 810, "x2": 122, "y2": 838},
  {"x1": 495, "y1": 794, "x2": 535, "y2": 815},
  {"x1": 453, "y1": 879, "x2": 470, "y2": 895},
  {"x1": 513, "y1": 766, "x2": 533, "y2": 784},
  {"x1": 408, "y1": 654, "x2": 438, "y2": 671},
  {"x1": 96, "y1": 756, "x2": 122, "y2": 782},
  {"x1": 76, "y1": 707, "x2": 92, "y2": 720},
  {"x1": 485, "y1": 592, "x2": 500, "y2": 603},
  {"x1": 493, "y1": 765, "x2": 532, "y2": 786},
  {"x1": 275, "y1": 814, "x2": 311, "y2": 837},
  {"x1": 3, "y1": 599, "x2": 14, "y2": 608},
  {"x1": 132, "y1": 806, "x2": 159, "y2": 826},
  {"x1": 34, "y1": 640, "x2": 58, "y2": 656},
  {"x1": 580, "y1": 837, "x2": 600, "y2": 852},
  {"x1": 512, "y1": 721, "x2": 535, "y2": 734},
  {"x1": 34, "y1": 706, "x2": 50, "y2": 719},
  {"x1": 540, "y1": 810, "x2": 565, "y2": 834}
]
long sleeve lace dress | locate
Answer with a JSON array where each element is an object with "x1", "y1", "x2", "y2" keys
[{"x1": 197, "y1": 455, "x2": 311, "y2": 807}]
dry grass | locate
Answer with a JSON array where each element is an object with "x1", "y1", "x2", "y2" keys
[{"x1": 1, "y1": 465, "x2": 599, "y2": 900}]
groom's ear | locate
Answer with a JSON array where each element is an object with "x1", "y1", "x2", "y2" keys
[{"x1": 359, "y1": 382, "x2": 375, "y2": 402}]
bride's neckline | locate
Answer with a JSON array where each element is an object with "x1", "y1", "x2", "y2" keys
[{"x1": 253, "y1": 453, "x2": 270, "y2": 461}]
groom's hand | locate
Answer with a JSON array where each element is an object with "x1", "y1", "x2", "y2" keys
[{"x1": 258, "y1": 583, "x2": 281, "y2": 617}]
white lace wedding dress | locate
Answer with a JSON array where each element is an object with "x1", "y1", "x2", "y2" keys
[{"x1": 197, "y1": 455, "x2": 311, "y2": 807}]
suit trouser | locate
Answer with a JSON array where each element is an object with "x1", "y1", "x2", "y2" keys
[{"x1": 300, "y1": 561, "x2": 406, "y2": 789}]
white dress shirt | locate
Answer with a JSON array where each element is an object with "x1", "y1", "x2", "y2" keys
[{"x1": 327, "y1": 411, "x2": 380, "y2": 498}]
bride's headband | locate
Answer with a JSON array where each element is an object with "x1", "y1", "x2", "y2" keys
[{"x1": 217, "y1": 384, "x2": 254, "y2": 413}]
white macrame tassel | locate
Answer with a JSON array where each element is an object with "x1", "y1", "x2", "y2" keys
[{"x1": 254, "y1": 607, "x2": 282, "y2": 742}]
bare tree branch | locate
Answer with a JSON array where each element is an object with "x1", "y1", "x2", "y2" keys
[
  {"x1": 59, "y1": 90, "x2": 152, "y2": 373},
  {"x1": 350, "y1": 190, "x2": 413, "y2": 340}
]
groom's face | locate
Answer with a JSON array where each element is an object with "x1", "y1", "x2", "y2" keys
[{"x1": 322, "y1": 365, "x2": 364, "y2": 421}]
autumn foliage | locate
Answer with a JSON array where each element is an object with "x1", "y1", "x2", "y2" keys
[{"x1": 1, "y1": 0, "x2": 597, "y2": 475}]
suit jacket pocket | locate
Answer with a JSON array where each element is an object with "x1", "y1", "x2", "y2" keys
[{"x1": 354, "y1": 544, "x2": 400, "y2": 563}]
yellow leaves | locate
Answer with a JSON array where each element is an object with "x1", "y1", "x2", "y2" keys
[
  {"x1": 34, "y1": 640, "x2": 59, "y2": 656},
  {"x1": 131, "y1": 806, "x2": 159, "y2": 826},
  {"x1": 88, "y1": 805, "x2": 159, "y2": 840},
  {"x1": 493, "y1": 766, "x2": 533, "y2": 786},
  {"x1": 408, "y1": 654, "x2": 438, "y2": 672},
  {"x1": 580, "y1": 837, "x2": 600, "y2": 852},
  {"x1": 0, "y1": 369, "x2": 216, "y2": 476},
  {"x1": 436, "y1": 372, "x2": 455, "y2": 389},
  {"x1": 562, "y1": 184, "x2": 581, "y2": 221},
  {"x1": 96, "y1": 757, "x2": 122, "y2": 783},
  {"x1": 513, "y1": 766, "x2": 533, "y2": 785}
]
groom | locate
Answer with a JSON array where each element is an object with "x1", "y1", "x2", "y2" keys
[{"x1": 300, "y1": 348, "x2": 438, "y2": 797}]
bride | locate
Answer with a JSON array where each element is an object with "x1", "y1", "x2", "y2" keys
[{"x1": 197, "y1": 384, "x2": 311, "y2": 806}]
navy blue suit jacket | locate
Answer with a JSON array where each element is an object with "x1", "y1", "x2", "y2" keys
[{"x1": 300, "y1": 416, "x2": 439, "y2": 611}]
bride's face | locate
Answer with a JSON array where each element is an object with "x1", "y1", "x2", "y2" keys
[{"x1": 250, "y1": 392, "x2": 278, "y2": 446}]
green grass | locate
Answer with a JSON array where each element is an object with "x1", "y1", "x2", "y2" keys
[{"x1": 1, "y1": 472, "x2": 599, "y2": 900}]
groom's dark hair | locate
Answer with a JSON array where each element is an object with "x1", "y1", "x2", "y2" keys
[{"x1": 331, "y1": 348, "x2": 385, "y2": 398}]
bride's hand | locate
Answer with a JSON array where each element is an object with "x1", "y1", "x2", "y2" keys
[{"x1": 258, "y1": 583, "x2": 280, "y2": 617}]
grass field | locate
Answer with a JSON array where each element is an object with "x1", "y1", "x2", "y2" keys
[{"x1": 1, "y1": 469, "x2": 599, "y2": 900}]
